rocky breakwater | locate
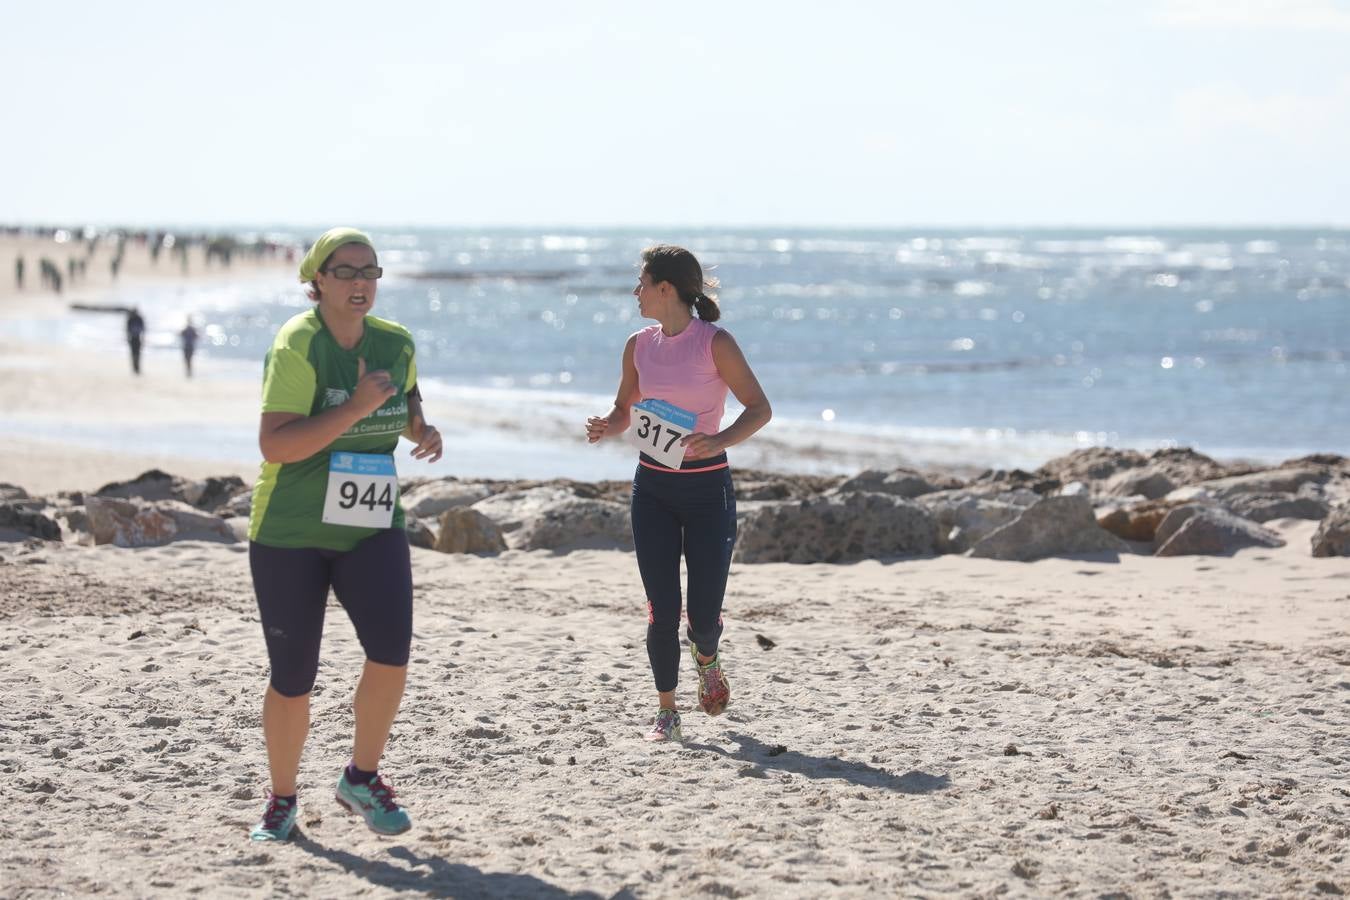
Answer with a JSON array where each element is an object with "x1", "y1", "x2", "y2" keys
[{"x1": 2, "y1": 449, "x2": 1347, "y2": 562}]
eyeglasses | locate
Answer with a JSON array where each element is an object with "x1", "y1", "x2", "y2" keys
[{"x1": 322, "y1": 264, "x2": 383, "y2": 280}]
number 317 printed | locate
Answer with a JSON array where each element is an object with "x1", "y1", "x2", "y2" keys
[{"x1": 635, "y1": 414, "x2": 684, "y2": 453}]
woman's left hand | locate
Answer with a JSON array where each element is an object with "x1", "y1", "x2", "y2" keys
[
  {"x1": 410, "y1": 422, "x2": 443, "y2": 462},
  {"x1": 680, "y1": 431, "x2": 726, "y2": 460}
]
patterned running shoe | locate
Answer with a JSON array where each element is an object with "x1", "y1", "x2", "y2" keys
[
  {"x1": 335, "y1": 772, "x2": 412, "y2": 835},
  {"x1": 249, "y1": 793, "x2": 297, "y2": 842},
  {"x1": 690, "y1": 644, "x2": 731, "y2": 716},
  {"x1": 644, "y1": 708, "x2": 683, "y2": 742}
]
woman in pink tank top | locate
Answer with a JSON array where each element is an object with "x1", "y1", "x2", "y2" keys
[{"x1": 585, "y1": 245, "x2": 772, "y2": 742}]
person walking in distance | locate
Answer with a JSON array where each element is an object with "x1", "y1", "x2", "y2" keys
[
  {"x1": 180, "y1": 319, "x2": 199, "y2": 378},
  {"x1": 125, "y1": 308, "x2": 146, "y2": 375}
]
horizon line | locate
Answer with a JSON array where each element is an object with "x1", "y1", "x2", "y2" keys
[{"x1": 8, "y1": 220, "x2": 1350, "y2": 234}]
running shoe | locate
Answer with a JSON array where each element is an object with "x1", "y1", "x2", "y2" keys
[
  {"x1": 249, "y1": 793, "x2": 297, "y2": 842},
  {"x1": 335, "y1": 772, "x2": 412, "y2": 835},
  {"x1": 690, "y1": 644, "x2": 731, "y2": 716},
  {"x1": 644, "y1": 708, "x2": 683, "y2": 742}
]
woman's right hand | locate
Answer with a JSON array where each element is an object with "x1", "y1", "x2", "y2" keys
[
  {"x1": 585, "y1": 415, "x2": 612, "y2": 443},
  {"x1": 351, "y1": 357, "x2": 398, "y2": 415}
]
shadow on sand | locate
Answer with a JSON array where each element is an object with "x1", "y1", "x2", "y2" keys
[
  {"x1": 293, "y1": 836, "x2": 638, "y2": 899},
  {"x1": 687, "y1": 731, "x2": 951, "y2": 794}
]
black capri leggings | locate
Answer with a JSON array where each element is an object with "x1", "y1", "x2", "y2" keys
[
  {"x1": 249, "y1": 527, "x2": 413, "y2": 697},
  {"x1": 631, "y1": 453, "x2": 737, "y2": 693}
]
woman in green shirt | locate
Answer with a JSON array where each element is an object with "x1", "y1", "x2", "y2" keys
[{"x1": 247, "y1": 227, "x2": 442, "y2": 841}]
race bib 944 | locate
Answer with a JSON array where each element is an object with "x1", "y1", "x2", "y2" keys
[
  {"x1": 625, "y1": 399, "x2": 697, "y2": 469},
  {"x1": 322, "y1": 452, "x2": 397, "y2": 528}
]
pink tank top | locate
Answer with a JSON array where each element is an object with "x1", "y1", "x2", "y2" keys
[{"x1": 633, "y1": 318, "x2": 727, "y2": 437}]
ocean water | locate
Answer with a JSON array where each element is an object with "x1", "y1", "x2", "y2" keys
[{"x1": 23, "y1": 227, "x2": 1350, "y2": 477}]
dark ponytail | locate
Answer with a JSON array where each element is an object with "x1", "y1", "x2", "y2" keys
[
  {"x1": 692, "y1": 291, "x2": 720, "y2": 323},
  {"x1": 642, "y1": 244, "x2": 721, "y2": 322}
]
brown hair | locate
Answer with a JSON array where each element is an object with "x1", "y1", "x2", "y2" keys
[{"x1": 641, "y1": 244, "x2": 721, "y2": 322}]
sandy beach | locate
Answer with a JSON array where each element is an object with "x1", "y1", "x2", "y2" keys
[
  {"x1": 2, "y1": 233, "x2": 1349, "y2": 898},
  {"x1": 3, "y1": 520, "x2": 1347, "y2": 897},
  {"x1": 0, "y1": 231, "x2": 294, "y2": 493}
]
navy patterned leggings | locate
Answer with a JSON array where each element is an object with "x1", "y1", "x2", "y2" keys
[
  {"x1": 630, "y1": 453, "x2": 737, "y2": 693},
  {"x1": 249, "y1": 528, "x2": 413, "y2": 697}
]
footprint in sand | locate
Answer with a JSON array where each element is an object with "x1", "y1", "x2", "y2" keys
[{"x1": 464, "y1": 726, "x2": 505, "y2": 740}]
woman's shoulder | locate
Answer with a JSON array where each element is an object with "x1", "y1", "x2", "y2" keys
[
  {"x1": 695, "y1": 318, "x2": 729, "y2": 350},
  {"x1": 365, "y1": 315, "x2": 414, "y2": 344},
  {"x1": 271, "y1": 308, "x2": 323, "y2": 353}
]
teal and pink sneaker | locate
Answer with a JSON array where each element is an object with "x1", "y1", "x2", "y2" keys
[
  {"x1": 644, "y1": 708, "x2": 683, "y2": 742},
  {"x1": 690, "y1": 644, "x2": 731, "y2": 716},
  {"x1": 249, "y1": 793, "x2": 298, "y2": 842},
  {"x1": 335, "y1": 772, "x2": 412, "y2": 835}
]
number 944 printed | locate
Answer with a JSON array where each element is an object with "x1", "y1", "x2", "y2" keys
[{"x1": 322, "y1": 452, "x2": 398, "y2": 528}]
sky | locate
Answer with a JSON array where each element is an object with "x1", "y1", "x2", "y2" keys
[{"x1": 4, "y1": 0, "x2": 1348, "y2": 228}]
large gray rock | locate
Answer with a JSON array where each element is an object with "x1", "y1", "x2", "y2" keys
[
  {"x1": 512, "y1": 498, "x2": 632, "y2": 552},
  {"x1": 836, "y1": 469, "x2": 939, "y2": 499},
  {"x1": 1164, "y1": 486, "x2": 1215, "y2": 504},
  {"x1": 1151, "y1": 504, "x2": 1207, "y2": 547},
  {"x1": 1197, "y1": 467, "x2": 1331, "y2": 499},
  {"x1": 0, "y1": 503, "x2": 62, "y2": 541},
  {"x1": 1144, "y1": 447, "x2": 1244, "y2": 486},
  {"x1": 86, "y1": 496, "x2": 236, "y2": 547},
  {"x1": 1154, "y1": 507, "x2": 1285, "y2": 556},
  {"x1": 434, "y1": 507, "x2": 507, "y2": 554},
  {"x1": 471, "y1": 486, "x2": 579, "y2": 534},
  {"x1": 969, "y1": 469, "x2": 1061, "y2": 495},
  {"x1": 969, "y1": 494, "x2": 1129, "y2": 561},
  {"x1": 1279, "y1": 453, "x2": 1348, "y2": 470},
  {"x1": 731, "y1": 469, "x2": 851, "y2": 500},
  {"x1": 94, "y1": 470, "x2": 252, "y2": 514},
  {"x1": 403, "y1": 480, "x2": 495, "y2": 520},
  {"x1": 1036, "y1": 447, "x2": 1147, "y2": 484},
  {"x1": 57, "y1": 506, "x2": 90, "y2": 538},
  {"x1": 216, "y1": 489, "x2": 254, "y2": 518},
  {"x1": 918, "y1": 489, "x2": 1039, "y2": 554},
  {"x1": 404, "y1": 515, "x2": 436, "y2": 550},
  {"x1": 1038, "y1": 446, "x2": 1238, "y2": 493},
  {"x1": 736, "y1": 479, "x2": 792, "y2": 501},
  {"x1": 1226, "y1": 492, "x2": 1330, "y2": 523},
  {"x1": 179, "y1": 476, "x2": 247, "y2": 511},
  {"x1": 1104, "y1": 466, "x2": 1176, "y2": 500},
  {"x1": 94, "y1": 469, "x2": 178, "y2": 502},
  {"x1": 734, "y1": 492, "x2": 936, "y2": 564},
  {"x1": 0, "y1": 483, "x2": 31, "y2": 502},
  {"x1": 1311, "y1": 505, "x2": 1350, "y2": 558}
]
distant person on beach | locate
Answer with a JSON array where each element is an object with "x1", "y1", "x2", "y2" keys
[
  {"x1": 125, "y1": 308, "x2": 145, "y2": 375},
  {"x1": 246, "y1": 227, "x2": 442, "y2": 842},
  {"x1": 585, "y1": 245, "x2": 772, "y2": 742},
  {"x1": 13, "y1": 255, "x2": 22, "y2": 289},
  {"x1": 39, "y1": 258, "x2": 62, "y2": 294},
  {"x1": 180, "y1": 319, "x2": 199, "y2": 377}
]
